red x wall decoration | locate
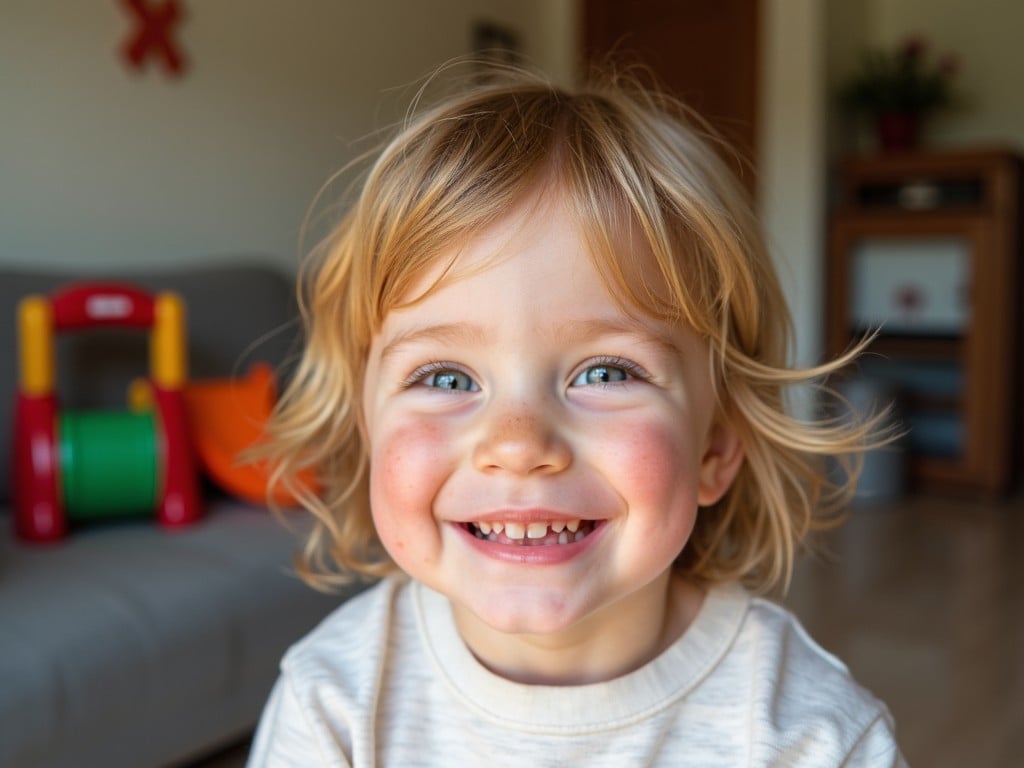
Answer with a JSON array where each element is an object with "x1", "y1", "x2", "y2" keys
[{"x1": 120, "y1": 0, "x2": 187, "y2": 77}]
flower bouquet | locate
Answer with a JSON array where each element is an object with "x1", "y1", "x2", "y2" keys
[{"x1": 840, "y1": 36, "x2": 960, "y2": 151}]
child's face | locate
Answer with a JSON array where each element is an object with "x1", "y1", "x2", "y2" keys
[{"x1": 362, "y1": 193, "x2": 741, "y2": 679}]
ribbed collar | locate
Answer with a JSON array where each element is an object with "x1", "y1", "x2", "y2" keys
[{"x1": 413, "y1": 580, "x2": 750, "y2": 734}]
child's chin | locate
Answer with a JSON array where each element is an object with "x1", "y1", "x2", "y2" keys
[
  {"x1": 481, "y1": 612, "x2": 574, "y2": 637},
  {"x1": 459, "y1": 588, "x2": 592, "y2": 637}
]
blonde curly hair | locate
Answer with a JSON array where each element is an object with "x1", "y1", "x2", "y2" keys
[{"x1": 265, "y1": 64, "x2": 873, "y2": 595}]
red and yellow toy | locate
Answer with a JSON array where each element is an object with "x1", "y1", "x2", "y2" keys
[{"x1": 13, "y1": 283, "x2": 201, "y2": 542}]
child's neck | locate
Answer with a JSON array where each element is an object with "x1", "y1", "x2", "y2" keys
[{"x1": 450, "y1": 572, "x2": 705, "y2": 686}]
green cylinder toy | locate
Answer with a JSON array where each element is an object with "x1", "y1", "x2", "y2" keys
[{"x1": 59, "y1": 410, "x2": 158, "y2": 518}]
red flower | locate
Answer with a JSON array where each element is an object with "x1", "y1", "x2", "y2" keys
[{"x1": 900, "y1": 35, "x2": 927, "y2": 61}]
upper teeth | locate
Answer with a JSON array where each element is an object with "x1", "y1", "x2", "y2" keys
[{"x1": 474, "y1": 520, "x2": 582, "y2": 540}]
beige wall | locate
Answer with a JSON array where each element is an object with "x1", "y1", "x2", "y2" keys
[
  {"x1": 759, "y1": 0, "x2": 827, "y2": 390},
  {"x1": 0, "y1": 0, "x2": 578, "y2": 272},
  {"x1": 1, "y1": 0, "x2": 831, "y2": 386},
  {"x1": 824, "y1": 0, "x2": 872, "y2": 157}
]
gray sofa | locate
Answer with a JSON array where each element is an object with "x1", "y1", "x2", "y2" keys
[{"x1": 0, "y1": 264, "x2": 358, "y2": 767}]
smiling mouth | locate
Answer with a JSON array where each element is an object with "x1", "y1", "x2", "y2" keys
[{"x1": 464, "y1": 520, "x2": 600, "y2": 546}]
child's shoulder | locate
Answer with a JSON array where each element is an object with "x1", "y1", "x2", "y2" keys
[
  {"x1": 304, "y1": 576, "x2": 405, "y2": 634},
  {"x1": 280, "y1": 577, "x2": 412, "y2": 689},
  {"x1": 740, "y1": 594, "x2": 872, "y2": 697},
  {"x1": 724, "y1": 591, "x2": 897, "y2": 759}
]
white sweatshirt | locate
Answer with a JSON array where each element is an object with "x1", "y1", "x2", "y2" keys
[{"x1": 249, "y1": 578, "x2": 905, "y2": 767}]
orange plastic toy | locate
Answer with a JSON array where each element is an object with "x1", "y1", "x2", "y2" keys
[{"x1": 183, "y1": 363, "x2": 313, "y2": 507}]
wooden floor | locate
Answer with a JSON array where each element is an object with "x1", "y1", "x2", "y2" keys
[
  {"x1": 785, "y1": 492, "x2": 1024, "y2": 768},
  {"x1": 190, "y1": 493, "x2": 1024, "y2": 768}
]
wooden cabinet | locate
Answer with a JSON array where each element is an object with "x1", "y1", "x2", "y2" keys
[
  {"x1": 583, "y1": 0, "x2": 759, "y2": 188},
  {"x1": 827, "y1": 148, "x2": 1023, "y2": 496}
]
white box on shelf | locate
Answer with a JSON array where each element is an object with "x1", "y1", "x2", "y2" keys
[{"x1": 851, "y1": 236, "x2": 970, "y2": 335}]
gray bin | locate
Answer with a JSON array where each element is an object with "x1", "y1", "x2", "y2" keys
[{"x1": 833, "y1": 377, "x2": 908, "y2": 505}]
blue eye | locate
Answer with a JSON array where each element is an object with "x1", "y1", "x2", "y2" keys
[
  {"x1": 572, "y1": 364, "x2": 630, "y2": 386},
  {"x1": 424, "y1": 369, "x2": 478, "y2": 391}
]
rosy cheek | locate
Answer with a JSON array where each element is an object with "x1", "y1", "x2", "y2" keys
[
  {"x1": 370, "y1": 418, "x2": 450, "y2": 548},
  {"x1": 602, "y1": 420, "x2": 699, "y2": 534},
  {"x1": 608, "y1": 420, "x2": 691, "y2": 482}
]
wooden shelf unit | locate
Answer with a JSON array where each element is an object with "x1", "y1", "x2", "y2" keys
[{"x1": 827, "y1": 148, "x2": 1024, "y2": 496}]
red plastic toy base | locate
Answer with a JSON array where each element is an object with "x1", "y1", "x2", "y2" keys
[{"x1": 13, "y1": 393, "x2": 66, "y2": 542}]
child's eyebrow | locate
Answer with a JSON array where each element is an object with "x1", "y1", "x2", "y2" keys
[
  {"x1": 378, "y1": 322, "x2": 489, "y2": 363},
  {"x1": 377, "y1": 317, "x2": 684, "y2": 363},
  {"x1": 559, "y1": 317, "x2": 684, "y2": 357}
]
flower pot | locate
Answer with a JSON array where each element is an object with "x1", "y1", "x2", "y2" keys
[{"x1": 875, "y1": 111, "x2": 921, "y2": 152}]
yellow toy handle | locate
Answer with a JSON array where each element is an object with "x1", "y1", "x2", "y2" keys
[
  {"x1": 151, "y1": 292, "x2": 187, "y2": 389},
  {"x1": 18, "y1": 290, "x2": 187, "y2": 395},
  {"x1": 18, "y1": 296, "x2": 54, "y2": 397}
]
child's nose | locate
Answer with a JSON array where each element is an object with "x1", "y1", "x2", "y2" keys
[{"x1": 472, "y1": 405, "x2": 572, "y2": 476}]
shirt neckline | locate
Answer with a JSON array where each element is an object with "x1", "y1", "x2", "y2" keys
[{"x1": 413, "y1": 579, "x2": 750, "y2": 734}]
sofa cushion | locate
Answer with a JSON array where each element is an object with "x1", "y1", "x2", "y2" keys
[{"x1": 0, "y1": 499, "x2": 356, "y2": 768}]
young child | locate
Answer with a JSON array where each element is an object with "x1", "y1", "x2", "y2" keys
[{"x1": 248, "y1": 66, "x2": 905, "y2": 767}]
